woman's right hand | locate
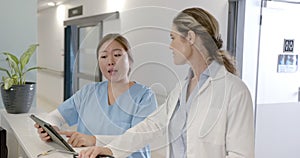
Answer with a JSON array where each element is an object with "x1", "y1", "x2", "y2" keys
[
  {"x1": 34, "y1": 123, "x2": 59, "y2": 142},
  {"x1": 78, "y1": 146, "x2": 113, "y2": 158}
]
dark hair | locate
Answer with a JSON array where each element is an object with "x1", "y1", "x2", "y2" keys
[
  {"x1": 173, "y1": 7, "x2": 237, "y2": 75},
  {"x1": 96, "y1": 33, "x2": 134, "y2": 74}
]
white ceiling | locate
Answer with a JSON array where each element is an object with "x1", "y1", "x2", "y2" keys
[{"x1": 37, "y1": 0, "x2": 70, "y2": 12}]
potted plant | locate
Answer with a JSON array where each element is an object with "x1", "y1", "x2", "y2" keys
[{"x1": 0, "y1": 44, "x2": 42, "y2": 114}]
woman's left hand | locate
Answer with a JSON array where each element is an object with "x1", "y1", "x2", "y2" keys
[{"x1": 59, "y1": 131, "x2": 96, "y2": 147}]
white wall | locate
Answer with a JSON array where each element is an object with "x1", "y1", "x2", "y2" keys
[
  {"x1": 242, "y1": 0, "x2": 261, "y2": 106},
  {"x1": 37, "y1": 6, "x2": 65, "y2": 111},
  {"x1": 37, "y1": 0, "x2": 229, "y2": 109},
  {"x1": 255, "y1": 102, "x2": 300, "y2": 158},
  {"x1": 257, "y1": 2, "x2": 300, "y2": 104},
  {"x1": 0, "y1": 0, "x2": 37, "y2": 109}
]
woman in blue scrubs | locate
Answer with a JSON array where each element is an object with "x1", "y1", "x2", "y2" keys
[
  {"x1": 78, "y1": 7, "x2": 254, "y2": 158},
  {"x1": 34, "y1": 33, "x2": 157, "y2": 158}
]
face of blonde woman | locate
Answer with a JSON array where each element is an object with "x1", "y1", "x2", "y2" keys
[
  {"x1": 98, "y1": 40, "x2": 130, "y2": 83},
  {"x1": 169, "y1": 25, "x2": 193, "y2": 65}
]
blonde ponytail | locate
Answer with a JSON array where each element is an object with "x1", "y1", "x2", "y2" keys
[{"x1": 217, "y1": 50, "x2": 238, "y2": 75}]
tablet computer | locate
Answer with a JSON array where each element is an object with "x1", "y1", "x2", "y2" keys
[
  {"x1": 30, "y1": 114, "x2": 75, "y2": 153},
  {"x1": 30, "y1": 114, "x2": 114, "y2": 158}
]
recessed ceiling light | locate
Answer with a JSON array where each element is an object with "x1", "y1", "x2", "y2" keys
[{"x1": 47, "y1": 2, "x2": 56, "y2": 6}]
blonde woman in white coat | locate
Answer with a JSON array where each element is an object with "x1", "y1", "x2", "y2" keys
[{"x1": 79, "y1": 7, "x2": 255, "y2": 158}]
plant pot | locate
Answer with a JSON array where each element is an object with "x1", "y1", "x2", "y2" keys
[{"x1": 1, "y1": 82, "x2": 36, "y2": 114}]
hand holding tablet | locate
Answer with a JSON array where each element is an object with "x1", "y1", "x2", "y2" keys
[
  {"x1": 30, "y1": 114, "x2": 75, "y2": 152},
  {"x1": 30, "y1": 114, "x2": 114, "y2": 158}
]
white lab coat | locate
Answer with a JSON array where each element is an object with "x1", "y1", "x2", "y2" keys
[{"x1": 105, "y1": 65, "x2": 254, "y2": 158}]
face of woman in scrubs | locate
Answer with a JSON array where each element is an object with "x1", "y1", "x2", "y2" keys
[{"x1": 98, "y1": 40, "x2": 130, "y2": 83}]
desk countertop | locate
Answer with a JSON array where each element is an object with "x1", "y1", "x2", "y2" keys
[{"x1": 0, "y1": 110, "x2": 81, "y2": 158}]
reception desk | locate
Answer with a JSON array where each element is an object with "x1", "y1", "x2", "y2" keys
[
  {"x1": 0, "y1": 110, "x2": 80, "y2": 158},
  {"x1": 0, "y1": 109, "x2": 166, "y2": 158}
]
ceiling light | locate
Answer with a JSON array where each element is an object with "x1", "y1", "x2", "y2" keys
[{"x1": 47, "y1": 2, "x2": 56, "y2": 6}]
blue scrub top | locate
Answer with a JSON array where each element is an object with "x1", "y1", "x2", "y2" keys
[{"x1": 58, "y1": 81, "x2": 157, "y2": 158}]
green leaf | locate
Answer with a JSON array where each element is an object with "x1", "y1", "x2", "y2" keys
[
  {"x1": 20, "y1": 44, "x2": 39, "y2": 72},
  {"x1": 5, "y1": 54, "x2": 20, "y2": 76},
  {"x1": 3, "y1": 77, "x2": 14, "y2": 90},
  {"x1": 1, "y1": 52, "x2": 19, "y2": 65},
  {"x1": 11, "y1": 74, "x2": 19, "y2": 85},
  {"x1": 23, "y1": 66, "x2": 44, "y2": 74},
  {"x1": 2, "y1": 76, "x2": 7, "y2": 84},
  {"x1": 0, "y1": 66, "x2": 11, "y2": 78}
]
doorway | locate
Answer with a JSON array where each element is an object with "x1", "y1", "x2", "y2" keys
[
  {"x1": 63, "y1": 12, "x2": 119, "y2": 99},
  {"x1": 255, "y1": 1, "x2": 300, "y2": 157}
]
